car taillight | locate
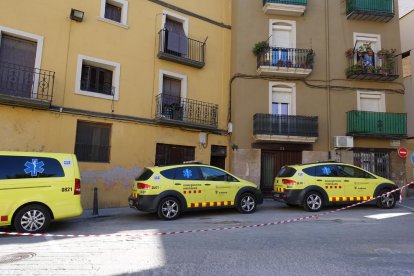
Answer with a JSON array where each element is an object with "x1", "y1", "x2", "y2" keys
[
  {"x1": 282, "y1": 179, "x2": 297, "y2": 185},
  {"x1": 137, "y1": 183, "x2": 151, "y2": 189},
  {"x1": 74, "y1": 178, "x2": 81, "y2": 195}
]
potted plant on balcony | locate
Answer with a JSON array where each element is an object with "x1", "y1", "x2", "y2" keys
[
  {"x1": 346, "y1": 64, "x2": 364, "y2": 77},
  {"x1": 305, "y1": 50, "x2": 315, "y2": 69},
  {"x1": 377, "y1": 48, "x2": 396, "y2": 75},
  {"x1": 252, "y1": 41, "x2": 269, "y2": 56}
]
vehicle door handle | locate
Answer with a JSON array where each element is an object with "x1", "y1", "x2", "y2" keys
[
  {"x1": 316, "y1": 179, "x2": 322, "y2": 182},
  {"x1": 175, "y1": 183, "x2": 181, "y2": 186},
  {"x1": 344, "y1": 180, "x2": 349, "y2": 182},
  {"x1": 205, "y1": 183, "x2": 211, "y2": 186}
]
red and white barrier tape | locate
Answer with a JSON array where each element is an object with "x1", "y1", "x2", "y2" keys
[{"x1": 1, "y1": 181, "x2": 413, "y2": 238}]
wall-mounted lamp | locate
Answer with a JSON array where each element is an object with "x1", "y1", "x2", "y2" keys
[{"x1": 70, "y1": 9, "x2": 84, "y2": 22}]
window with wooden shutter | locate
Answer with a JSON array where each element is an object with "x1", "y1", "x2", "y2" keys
[{"x1": 74, "y1": 121, "x2": 111, "y2": 163}]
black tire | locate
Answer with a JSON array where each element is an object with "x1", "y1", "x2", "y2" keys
[
  {"x1": 237, "y1": 193, "x2": 257, "y2": 214},
  {"x1": 13, "y1": 204, "x2": 51, "y2": 233},
  {"x1": 376, "y1": 189, "x2": 397, "y2": 209},
  {"x1": 157, "y1": 197, "x2": 181, "y2": 220},
  {"x1": 303, "y1": 191, "x2": 323, "y2": 212}
]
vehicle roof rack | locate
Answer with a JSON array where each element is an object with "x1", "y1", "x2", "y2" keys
[{"x1": 182, "y1": 160, "x2": 203, "y2": 164}]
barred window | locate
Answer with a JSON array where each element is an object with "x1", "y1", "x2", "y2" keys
[{"x1": 75, "y1": 121, "x2": 111, "y2": 163}]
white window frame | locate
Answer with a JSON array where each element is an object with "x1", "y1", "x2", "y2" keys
[
  {"x1": 269, "y1": 19, "x2": 296, "y2": 48},
  {"x1": 0, "y1": 26, "x2": 44, "y2": 98},
  {"x1": 75, "y1": 54, "x2": 121, "y2": 101},
  {"x1": 99, "y1": 0, "x2": 129, "y2": 29},
  {"x1": 161, "y1": 10, "x2": 189, "y2": 36},
  {"x1": 268, "y1": 82, "x2": 296, "y2": 115},
  {"x1": 353, "y1": 33, "x2": 381, "y2": 50},
  {"x1": 159, "y1": 69, "x2": 187, "y2": 98},
  {"x1": 357, "y1": 90, "x2": 385, "y2": 112}
]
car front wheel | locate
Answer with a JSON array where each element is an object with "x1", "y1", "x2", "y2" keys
[
  {"x1": 157, "y1": 197, "x2": 181, "y2": 220},
  {"x1": 303, "y1": 192, "x2": 323, "y2": 212},
  {"x1": 13, "y1": 204, "x2": 51, "y2": 233},
  {"x1": 376, "y1": 189, "x2": 396, "y2": 209},
  {"x1": 237, "y1": 193, "x2": 257, "y2": 214}
]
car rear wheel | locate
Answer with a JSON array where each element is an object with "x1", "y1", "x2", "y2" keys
[
  {"x1": 303, "y1": 192, "x2": 323, "y2": 212},
  {"x1": 237, "y1": 193, "x2": 257, "y2": 214},
  {"x1": 157, "y1": 197, "x2": 181, "y2": 220},
  {"x1": 376, "y1": 189, "x2": 396, "y2": 209},
  {"x1": 13, "y1": 204, "x2": 51, "y2": 233}
]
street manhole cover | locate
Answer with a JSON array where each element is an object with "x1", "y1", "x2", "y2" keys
[{"x1": 0, "y1": 252, "x2": 36, "y2": 264}]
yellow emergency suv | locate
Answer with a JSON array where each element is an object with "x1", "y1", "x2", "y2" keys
[
  {"x1": 0, "y1": 151, "x2": 83, "y2": 233},
  {"x1": 273, "y1": 162, "x2": 399, "y2": 212},
  {"x1": 128, "y1": 163, "x2": 263, "y2": 220}
]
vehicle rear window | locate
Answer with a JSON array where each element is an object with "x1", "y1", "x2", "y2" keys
[
  {"x1": 0, "y1": 156, "x2": 65, "y2": 180},
  {"x1": 277, "y1": 166, "x2": 296, "y2": 177},
  {"x1": 135, "y1": 169, "x2": 153, "y2": 181}
]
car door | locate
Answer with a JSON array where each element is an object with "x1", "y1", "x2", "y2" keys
[
  {"x1": 309, "y1": 165, "x2": 346, "y2": 202},
  {"x1": 173, "y1": 166, "x2": 205, "y2": 208},
  {"x1": 337, "y1": 165, "x2": 377, "y2": 201},
  {"x1": 200, "y1": 166, "x2": 237, "y2": 207}
]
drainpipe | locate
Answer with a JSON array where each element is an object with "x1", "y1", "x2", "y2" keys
[{"x1": 325, "y1": 0, "x2": 332, "y2": 154}]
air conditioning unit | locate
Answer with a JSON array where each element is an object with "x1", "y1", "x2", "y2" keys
[{"x1": 334, "y1": 136, "x2": 354, "y2": 148}]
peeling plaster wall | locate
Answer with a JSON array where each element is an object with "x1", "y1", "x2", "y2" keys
[{"x1": 230, "y1": 149, "x2": 261, "y2": 187}]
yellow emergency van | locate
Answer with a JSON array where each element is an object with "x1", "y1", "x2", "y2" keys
[
  {"x1": 0, "y1": 151, "x2": 83, "y2": 233},
  {"x1": 129, "y1": 163, "x2": 263, "y2": 220},
  {"x1": 273, "y1": 162, "x2": 399, "y2": 212}
]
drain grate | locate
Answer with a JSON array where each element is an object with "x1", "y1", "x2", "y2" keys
[{"x1": 0, "y1": 252, "x2": 36, "y2": 264}]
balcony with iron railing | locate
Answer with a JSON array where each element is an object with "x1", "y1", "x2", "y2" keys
[
  {"x1": 346, "y1": 0, "x2": 394, "y2": 22},
  {"x1": 347, "y1": 110, "x2": 407, "y2": 138},
  {"x1": 345, "y1": 48, "x2": 399, "y2": 81},
  {"x1": 155, "y1": 94, "x2": 218, "y2": 129},
  {"x1": 158, "y1": 29, "x2": 206, "y2": 69},
  {"x1": 0, "y1": 61, "x2": 55, "y2": 108},
  {"x1": 257, "y1": 47, "x2": 314, "y2": 77},
  {"x1": 262, "y1": 0, "x2": 307, "y2": 16},
  {"x1": 253, "y1": 113, "x2": 318, "y2": 143}
]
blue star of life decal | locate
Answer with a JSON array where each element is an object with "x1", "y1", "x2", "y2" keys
[
  {"x1": 183, "y1": 169, "x2": 192, "y2": 179},
  {"x1": 24, "y1": 159, "x2": 45, "y2": 177}
]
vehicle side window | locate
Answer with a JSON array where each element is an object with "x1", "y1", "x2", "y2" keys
[
  {"x1": 200, "y1": 167, "x2": 237, "y2": 182},
  {"x1": 312, "y1": 165, "x2": 340, "y2": 177},
  {"x1": 337, "y1": 165, "x2": 375, "y2": 179},
  {"x1": 0, "y1": 156, "x2": 65, "y2": 180},
  {"x1": 174, "y1": 166, "x2": 203, "y2": 181},
  {"x1": 160, "y1": 168, "x2": 176, "y2": 179}
]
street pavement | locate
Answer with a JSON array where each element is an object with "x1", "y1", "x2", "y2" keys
[{"x1": 1, "y1": 196, "x2": 414, "y2": 275}]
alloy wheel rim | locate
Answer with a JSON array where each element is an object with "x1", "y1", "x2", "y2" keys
[
  {"x1": 307, "y1": 194, "x2": 321, "y2": 210},
  {"x1": 20, "y1": 210, "x2": 45, "y2": 232},
  {"x1": 162, "y1": 200, "x2": 178, "y2": 218},
  {"x1": 381, "y1": 193, "x2": 394, "y2": 207},
  {"x1": 241, "y1": 196, "x2": 255, "y2": 212}
]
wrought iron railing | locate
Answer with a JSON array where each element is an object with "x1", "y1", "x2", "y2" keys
[
  {"x1": 74, "y1": 144, "x2": 111, "y2": 163},
  {"x1": 346, "y1": 50, "x2": 399, "y2": 81},
  {"x1": 155, "y1": 94, "x2": 218, "y2": 128},
  {"x1": 0, "y1": 61, "x2": 55, "y2": 103},
  {"x1": 346, "y1": 0, "x2": 394, "y2": 22},
  {"x1": 257, "y1": 47, "x2": 314, "y2": 69},
  {"x1": 80, "y1": 81, "x2": 115, "y2": 96},
  {"x1": 347, "y1": 111, "x2": 406, "y2": 138},
  {"x1": 253, "y1": 113, "x2": 318, "y2": 137},
  {"x1": 263, "y1": 0, "x2": 307, "y2": 6},
  {"x1": 158, "y1": 29, "x2": 205, "y2": 68}
]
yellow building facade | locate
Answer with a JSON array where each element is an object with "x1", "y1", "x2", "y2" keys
[{"x1": 0, "y1": 0, "x2": 232, "y2": 208}]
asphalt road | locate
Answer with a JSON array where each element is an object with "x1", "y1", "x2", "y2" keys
[{"x1": 1, "y1": 197, "x2": 414, "y2": 275}]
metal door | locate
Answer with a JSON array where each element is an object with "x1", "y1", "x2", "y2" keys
[{"x1": 260, "y1": 150, "x2": 302, "y2": 195}]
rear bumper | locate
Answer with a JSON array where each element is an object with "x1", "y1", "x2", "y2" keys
[
  {"x1": 128, "y1": 195, "x2": 158, "y2": 213},
  {"x1": 272, "y1": 189, "x2": 303, "y2": 205}
]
